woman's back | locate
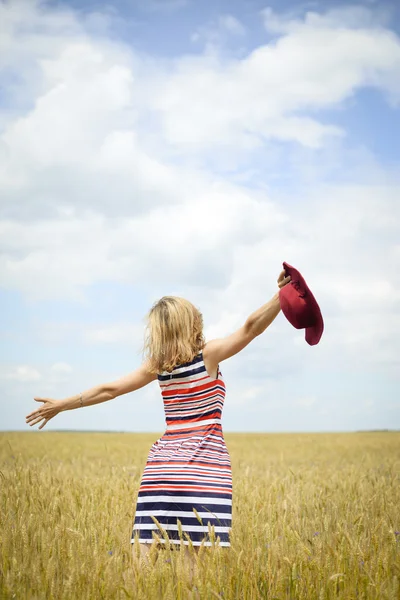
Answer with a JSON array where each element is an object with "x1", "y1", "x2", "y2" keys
[
  {"x1": 131, "y1": 349, "x2": 232, "y2": 548},
  {"x1": 158, "y1": 349, "x2": 226, "y2": 433}
]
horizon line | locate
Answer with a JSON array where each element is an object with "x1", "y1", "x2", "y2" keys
[{"x1": 1, "y1": 429, "x2": 399, "y2": 434}]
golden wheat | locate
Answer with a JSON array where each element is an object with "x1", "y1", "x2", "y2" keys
[{"x1": 1, "y1": 431, "x2": 399, "y2": 599}]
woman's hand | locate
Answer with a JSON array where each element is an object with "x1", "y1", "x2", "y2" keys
[
  {"x1": 26, "y1": 397, "x2": 62, "y2": 430},
  {"x1": 277, "y1": 269, "x2": 291, "y2": 289}
]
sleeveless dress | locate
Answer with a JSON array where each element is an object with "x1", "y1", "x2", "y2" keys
[{"x1": 131, "y1": 349, "x2": 232, "y2": 547}]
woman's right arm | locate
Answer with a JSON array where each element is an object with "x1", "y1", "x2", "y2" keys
[{"x1": 203, "y1": 270, "x2": 291, "y2": 365}]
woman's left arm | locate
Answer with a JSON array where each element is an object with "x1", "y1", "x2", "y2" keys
[
  {"x1": 60, "y1": 361, "x2": 157, "y2": 411},
  {"x1": 26, "y1": 361, "x2": 157, "y2": 429}
]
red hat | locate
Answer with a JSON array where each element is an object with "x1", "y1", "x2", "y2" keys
[{"x1": 279, "y1": 262, "x2": 324, "y2": 346}]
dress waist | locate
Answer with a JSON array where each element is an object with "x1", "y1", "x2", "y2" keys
[{"x1": 165, "y1": 417, "x2": 222, "y2": 431}]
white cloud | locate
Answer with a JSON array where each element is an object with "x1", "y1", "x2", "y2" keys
[
  {"x1": 191, "y1": 14, "x2": 246, "y2": 46},
  {"x1": 0, "y1": 1, "x2": 399, "y2": 431},
  {"x1": 0, "y1": 365, "x2": 41, "y2": 382},
  {"x1": 0, "y1": 362, "x2": 74, "y2": 391},
  {"x1": 155, "y1": 7, "x2": 400, "y2": 151},
  {"x1": 261, "y1": 5, "x2": 391, "y2": 35},
  {"x1": 0, "y1": 180, "x2": 288, "y2": 299},
  {"x1": 219, "y1": 15, "x2": 246, "y2": 36}
]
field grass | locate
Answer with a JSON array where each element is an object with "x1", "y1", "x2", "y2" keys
[{"x1": 1, "y1": 431, "x2": 399, "y2": 599}]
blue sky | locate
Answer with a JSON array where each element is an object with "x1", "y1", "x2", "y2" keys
[{"x1": 1, "y1": 0, "x2": 399, "y2": 433}]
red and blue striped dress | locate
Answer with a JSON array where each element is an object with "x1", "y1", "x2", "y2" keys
[{"x1": 131, "y1": 349, "x2": 232, "y2": 547}]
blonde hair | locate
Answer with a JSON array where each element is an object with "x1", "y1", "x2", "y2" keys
[{"x1": 143, "y1": 296, "x2": 205, "y2": 374}]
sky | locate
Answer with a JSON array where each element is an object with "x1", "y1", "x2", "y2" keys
[{"x1": 1, "y1": 0, "x2": 399, "y2": 433}]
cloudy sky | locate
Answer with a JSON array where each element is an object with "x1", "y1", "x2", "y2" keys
[{"x1": 1, "y1": 0, "x2": 399, "y2": 433}]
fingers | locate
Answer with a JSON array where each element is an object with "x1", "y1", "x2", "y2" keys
[
  {"x1": 26, "y1": 408, "x2": 45, "y2": 425},
  {"x1": 278, "y1": 275, "x2": 291, "y2": 289},
  {"x1": 26, "y1": 414, "x2": 44, "y2": 427},
  {"x1": 26, "y1": 410, "x2": 40, "y2": 422},
  {"x1": 26, "y1": 397, "x2": 55, "y2": 429},
  {"x1": 26, "y1": 398, "x2": 46, "y2": 422},
  {"x1": 26, "y1": 398, "x2": 44, "y2": 418},
  {"x1": 277, "y1": 269, "x2": 286, "y2": 282}
]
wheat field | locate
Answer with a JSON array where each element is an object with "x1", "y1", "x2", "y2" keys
[{"x1": 1, "y1": 431, "x2": 399, "y2": 599}]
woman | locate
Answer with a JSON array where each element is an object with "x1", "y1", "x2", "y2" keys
[{"x1": 26, "y1": 268, "x2": 291, "y2": 576}]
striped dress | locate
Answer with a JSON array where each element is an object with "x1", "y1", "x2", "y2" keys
[{"x1": 131, "y1": 349, "x2": 232, "y2": 547}]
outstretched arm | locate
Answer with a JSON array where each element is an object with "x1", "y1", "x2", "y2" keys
[
  {"x1": 26, "y1": 360, "x2": 157, "y2": 429},
  {"x1": 203, "y1": 269, "x2": 291, "y2": 365},
  {"x1": 59, "y1": 360, "x2": 157, "y2": 411}
]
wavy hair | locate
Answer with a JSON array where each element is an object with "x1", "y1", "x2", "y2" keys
[{"x1": 143, "y1": 296, "x2": 205, "y2": 374}]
